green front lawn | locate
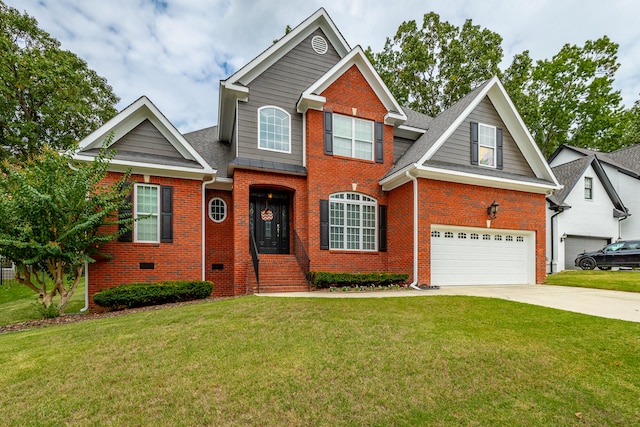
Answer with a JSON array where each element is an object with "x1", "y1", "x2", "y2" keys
[
  {"x1": 545, "y1": 270, "x2": 640, "y2": 292},
  {"x1": 1, "y1": 296, "x2": 638, "y2": 425},
  {"x1": 0, "y1": 279, "x2": 86, "y2": 326}
]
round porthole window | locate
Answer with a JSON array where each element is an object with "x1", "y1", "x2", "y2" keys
[
  {"x1": 208, "y1": 197, "x2": 227, "y2": 223},
  {"x1": 311, "y1": 35, "x2": 328, "y2": 55}
]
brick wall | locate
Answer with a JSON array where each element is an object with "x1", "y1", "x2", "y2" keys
[
  {"x1": 387, "y1": 178, "x2": 547, "y2": 285},
  {"x1": 304, "y1": 64, "x2": 393, "y2": 274},
  {"x1": 204, "y1": 189, "x2": 234, "y2": 297},
  {"x1": 230, "y1": 169, "x2": 308, "y2": 295},
  {"x1": 88, "y1": 172, "x2": 203, "y2": 305}
]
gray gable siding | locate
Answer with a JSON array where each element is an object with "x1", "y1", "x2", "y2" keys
[
  {"x1": 393, "y1": 136, "x2": 415, "y2": 164},
  {"x1": 111, "y1": 119, "x2": 182, "y2": 159},
  {"x1": 430, "y1": 97, "x2": 534, "y2": 177},
  {"x1": 236, "y1": 29, "x2": 341, "y2": 167}
]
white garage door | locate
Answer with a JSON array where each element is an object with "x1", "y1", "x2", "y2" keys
[
  {"x1": 564, "y1": 236, "x2": 609, "y2": 270},
  {"x1": 431, "y1": 226, "x2": 535, "y2": 286}
]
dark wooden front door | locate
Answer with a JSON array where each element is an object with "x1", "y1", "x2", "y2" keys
[{"x1": 250, "y1": 191, "x2": 290, "y2": 254}]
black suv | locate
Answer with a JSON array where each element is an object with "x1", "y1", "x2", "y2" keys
[{"x1": 575, "y1": 240, "x2": 640, "y2": 270}]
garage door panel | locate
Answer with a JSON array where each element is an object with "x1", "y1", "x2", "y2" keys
[
  {"x1": 564, "y1": 236, "x2": 609, "y2": 270},
  {"x1": 431, "y1": 227, "x2": 533, "y2": 286}
]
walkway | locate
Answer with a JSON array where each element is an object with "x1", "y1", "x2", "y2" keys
[{"x1": 257, "y1": 285, "x2": 640, "y2": 323}]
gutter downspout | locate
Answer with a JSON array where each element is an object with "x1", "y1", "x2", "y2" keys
[
  {"x1": 549, "y1": 206, "x2": 568, "y2": 274},
  {"x1": 406, "y1": 170, "x2": 421, "y2": 290},
  {"x1": 202, "y1": 175, "x2": 217, "y2": 281}
]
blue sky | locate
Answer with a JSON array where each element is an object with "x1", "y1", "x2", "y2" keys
[{"x1": 5, "y1": 0, "x2": 640, "y2": 133}]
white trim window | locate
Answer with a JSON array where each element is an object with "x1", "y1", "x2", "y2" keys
[
  {"x1": 478, "y1": 123, "x2": 496, "y2": 167},
  {"x1": 258, "y1": 106, "x2": 291, "y2": 153},
  {"x1": 333, "y1": 114, "x2": 373, "y2": 160},
  {"x1": 134, "y1": 184, "x2": 160, "y2": 243},
  {"x1": 329, "y1": 192, "x2": 376, "y2": 251},
  {"x1": 208, "y1": 197, "x2": 227, "y2": 223},
  {"x1": 584, "y1": 177, "x2": 593, "y2": 200}
]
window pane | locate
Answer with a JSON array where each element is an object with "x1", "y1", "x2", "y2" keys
[
  {"x1": 479, "y1": 146, "x2": 495, "y2": 167},
  {"x1": 334, "y1": 136, "x2": 352, "y2": 157},
  {"x1": 333, "y1": 115, "x2": 352, "y2": 138},
  {"x1": 328, "y1": 192, "x2": 377, "y2": 252},
  {"x1": 354, "y1": 119, "x2": 373, "y2": 141},
  {"x1": 259, "y1": 107, "x2": 290, "y2": 152},
  {"x1": 354, "y1": 140, "x2": 373, "y2": 160},
  {"x1": 479, "y1": 125, "x2": 495, "y2": 148}
]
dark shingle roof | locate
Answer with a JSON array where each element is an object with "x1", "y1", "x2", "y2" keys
[
  {"x1": 183, "y1": 126, "x2": 234, "y2": 178},
  {"x1": 548, "y1": 155, "x2": 627, "y2": 214},
  {"x1": 607, "y1": 144, "x2": 640, "y2": 175},
  {"x1": 401, "y1": 106, "x2": 432, "y2": 130},
  {"x1": 385, "y1": 79, "x2": 491, "y2": 178}
]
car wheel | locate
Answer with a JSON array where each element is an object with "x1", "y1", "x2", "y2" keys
[
  {"x1": 579, "y1": 257, "x2": 597, "y2": 270},
  {"x1": 598, "y1": 266, "x2": 611, "y2": 271}
]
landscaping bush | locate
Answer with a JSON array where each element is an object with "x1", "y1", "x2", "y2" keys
[
  {"x1": 307, "y1": 271, "x2": 409, "y2": 289},
  {"x1": 93, "y1": 280, "x2": 213, "y2": 310}
]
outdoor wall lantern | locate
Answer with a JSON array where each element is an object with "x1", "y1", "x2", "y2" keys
[
  {"x1": 560, "y1": 233, "x2": 568, "y2": 242},
  {"x1": 487, "y1": 200, "x2": 499, "y2": 219}
]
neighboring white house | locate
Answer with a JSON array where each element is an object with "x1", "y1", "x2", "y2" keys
[{"x1": 547, "y1": 144, "x2": 640, "y2": 272}]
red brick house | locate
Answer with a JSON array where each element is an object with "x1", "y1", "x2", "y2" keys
[{"x1": 75, "y1": 9, "x2": 559, "y2": 303}]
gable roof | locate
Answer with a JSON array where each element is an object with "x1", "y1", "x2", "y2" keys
[
  {"x1": 74, "y1": 96, "x2": 215, "y2": 179},
  {"x1": 381, "y1": 76, "x2": 560, "y2": 194},
  {"x1": 297, "y1": 46, "x2": 407, "y2": 125},
  {"x1": 218, "y1": 8, "x2": 350, "y2": 142},
  {"x1": 549, "y1": 144, "x2": 640, "y2": 179},
  {"x1": 548, "y1": 155, "x2": 627, "y2": 216}
]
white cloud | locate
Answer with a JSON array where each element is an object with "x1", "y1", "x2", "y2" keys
[{"x1": 5, "y1": 0, "x2": 640, "y2": 132}]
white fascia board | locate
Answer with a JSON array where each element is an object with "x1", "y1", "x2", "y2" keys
[
  {"x1": 299, "y1": 46, "x2": 407, "y2": 123},
  {"x1": 205, "y1": 177, "x2": 233, "y2": 191},
  {"x1": 418, "y1": 78, "x2": 496, "y2": 165},
  {"x1": 77, "y1": 96, "x2": 213, "y2": 172},
  {"x1": 73, "y1": 154, "x2": 216, "y2": 180},
  {"x1": 379, "y1": 164, "x2": 416, "y2": 191},
  {"x1": 297, "y1": 94, "x2": 326, "y2": 113},
  {"x1": 225, "y1": 8, "x2": 350, "y2": 87},
  {"x1": 416, "y1": 76, "x2": 559, "y2": 187},
  {"x1": 397, "y1": 124, "x2": 427, "y2": 134},
  {"x1": 486, "y1": 81, "x2": 559, "y2": 187},
  {"x1": 414, "y1": 164, "x2": 561, "y2": 194}
]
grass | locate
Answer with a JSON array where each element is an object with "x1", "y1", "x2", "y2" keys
[
  {"x1": 545, "y1": 270, "x2": 640, "y2": 292},
  {"x1": 1, "y1": 296, "x2": 639, "y2": 426},
  {"x1": 0, "y1": 278, "x2": 86, "y2": 326}
]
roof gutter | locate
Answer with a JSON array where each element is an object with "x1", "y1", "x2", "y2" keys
[{"x1": 406, "y1": 170, "x2": 421, "y2": 290}]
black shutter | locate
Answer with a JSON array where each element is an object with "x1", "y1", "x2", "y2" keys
[
  {"x1": 496, "y1": 128, "x2": 503, "y2": 170},
  {"x1": 470, "y1": 121, "x2": 479, "y2": 165},
  {"x1": 118, "y1": 182, "x2": 133, "y2": 242},
  {"x1": 320, "y1": 199, "x2": 329, "y2": 250},
  {"x1": 378, "y1": 205, "x2": 387, "y2": 252},
  {"x1": 375, "y1": 122, "x2": 384, "y2": 163},
  {"x1": 160, "y1": 186, "x2": 173, "y2": 243},
  {"x1": 324, "y1": 111, "x2": 333, "y2": 155}
]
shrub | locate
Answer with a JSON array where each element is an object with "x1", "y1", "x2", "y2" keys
[
  {"x1": 307, "y1": 272, "x2": 409, "y2": 289},
  {"x1": 93, "y1": 280, "x2": 213, "y2": 310}
]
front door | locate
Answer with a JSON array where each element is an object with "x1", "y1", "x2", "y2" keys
[{"x1": 250, "y1": 191, "x2": 290, "y2": 254}]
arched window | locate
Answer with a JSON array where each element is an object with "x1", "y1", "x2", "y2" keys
[
  {"x1": 258, "y1": 106, "x2": 291, "y2": 153},
  {"x1": 329, "y1": 192, "x2": 376, "y2": 251},
  {"x1": 208, "y1": 197, "x2": 227, "y2": 223}
]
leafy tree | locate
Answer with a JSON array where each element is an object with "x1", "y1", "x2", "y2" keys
[
  {"x1": 619, "y1": 99, "x2": 640, "y2": 147},
  {"x1": 0, "y1": 2, "x2": 119, "y2": 161},
  {"x1": 0, "y1": 141, "x2": 131, "y2": 314},
  {"x1": 366, "y1": 12, "x2": 503, "y2": 117},
  {"x1": 501, "y1": 37, "x2": 624, "y2": 156}
]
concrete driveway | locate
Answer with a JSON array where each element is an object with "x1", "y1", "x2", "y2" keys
[{"x1": 258, "y1": 285, "x2": 640, "y2": 323}]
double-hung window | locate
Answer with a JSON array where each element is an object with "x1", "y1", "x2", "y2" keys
[
  {"x1": 584, "y1": 177, "x2": 593, "y2": 200},
  {"x1": 135, "y1": 184, "x2": 160, "y2": 243},
  {"x1": 478, "y1": 124, "x2": 496, "y2": 167},
  {"x1": 329, "y1": 193, "x2": 376, "y2": 251},
  {"x1": 258, "y1": 106, "x2": 291, "y2": 153},
  {"x1": 333, "y1": 114, "x2": 374, "y2": 161}
]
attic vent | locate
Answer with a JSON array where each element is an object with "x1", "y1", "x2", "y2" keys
[{"x1": 311, "y1": 35, "x2": 328, "y2": 55}]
